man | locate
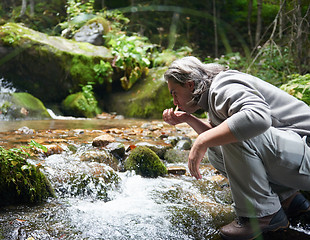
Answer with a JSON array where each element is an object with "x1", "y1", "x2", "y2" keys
[{"x1": 162, "y1": 56, "x2": 310, "y2": 240}]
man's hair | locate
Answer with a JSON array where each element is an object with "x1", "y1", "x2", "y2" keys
[{"x1": 164, "y1": 56, "x2": 227, "y2": 104}]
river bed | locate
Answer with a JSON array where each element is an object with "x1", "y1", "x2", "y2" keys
[{"x1": 0, "y1": 118, "x2": 309, "y2": 240}]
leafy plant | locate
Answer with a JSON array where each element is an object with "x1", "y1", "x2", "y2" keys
[
  {"x1": 80, "y1": 82, "x2": 99, "y2": 112},
  {"x1": 107, "y1": 33, "x2": 154, "y2": 90},
  {"x1": 66, "y1": 0, "x2": 95, "y2": 21},
  {"x1": 280, "y1": 74, "x2": 310, "y2": 105},
  {"x1": 0, "y1": 142, "x2": 53, "y2": 206},
  {"x1": 204, "y1": 52, "x2": 247, "y2": 71},
  {"x1": 93, "y1": 60, "x2": 113, "y2": 84}
]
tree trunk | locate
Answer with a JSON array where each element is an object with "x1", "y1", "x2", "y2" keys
[
  {"x1": 212, "y1": 0, "x2": 218, "y2": 57},
  {"x1": 168, "y1": 12, "x2": 180, "y2": 50},
  {"x1": 255, "y1": 0, "x2": 262, "y2": 45},
  {"x1": 279, "y1": 0, "x2": 283, "y2": 39},
  {"x1": 20, "y1": 0, "x2": 27, "y2": 17},
  {"x1": 247, "y1": 0, "x2": 253, "y2": 48},
  {"x1": 29, "y1": 0, "x2": 35, "y2": 16}
]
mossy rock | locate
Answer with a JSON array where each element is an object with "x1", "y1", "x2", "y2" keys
[
  {"x1": 0, "y1": 147, "x2": 54, "y2": 207},
  {"x1": 0, "y1": 22, "x2": 112, "y2": 103},
  {"x1": 0, "y1": 92, "x2": 51, "y2": 120},
  {"x1": 106, "y1": 67, "x2": 174, "y2": 118},
  {"x1": 125, "y1": 146, "x2": 167, "y2": 178},
  {"x1": 61, "y1": 92, "x2": 102, "y2": 118}
]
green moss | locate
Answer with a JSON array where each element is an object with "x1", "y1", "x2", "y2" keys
[
  {"x1": 0, "y1": 147, "x2": 54, "y2": 206},
  {"x1": 61, "y1": 92, "x2": 101, "y2": 118},
  {"x1": 11, "y1": 92, "x2": 51, "y2": 119},
  {"x1": 125, "y1": 146, "x2": 167, "y2": 178},
  {"x1": 107, "y1": 67, "x2": 174, "y2": 118}
]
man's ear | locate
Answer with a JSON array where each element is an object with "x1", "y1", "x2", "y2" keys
[{"x1": 187, "y1": 81, "x2": 195, "y2": 91}]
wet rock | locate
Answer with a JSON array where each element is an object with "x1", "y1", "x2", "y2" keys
[
  {"x1": 175, "y1": 139, "x2": 192, "y2": 150},
  {"x1": 164, "y1": 149, "x2": 189, "y2": 163},
  {"x1": 136, "y1": 142, "x2": 171, "y2": 159},
  {"x1": 0, "y1": 147, "x2": 54, "y2": 206},
  {"x1": 125, "y1": 146, "x2": 167, "y2": 178},
  {"x1": 167, "y1": 166, "x2": 187, "y2": 175},
  {"x1": 92, "y1": 133, "x2": 115, "y2": 147},
  {"x1": 16, "y1": 126, "x2": 35, "y2": 135},
  {"x1": 106, "y1": 142, "x2": 126, "y2": 160},
  {"x1": 80, "y1": 148, "x2": 119, "y2": 171}
]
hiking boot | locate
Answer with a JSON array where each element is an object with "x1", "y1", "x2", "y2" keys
[
  {"x1": 282, "y1": 192, "x2": 310, "y2": 223},
  {"x1": 220, "y1": 208, "x2": 289, "y2": 240}
]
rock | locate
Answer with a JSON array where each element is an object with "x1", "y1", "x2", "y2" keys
[
  {"x1": 106, "y1": 67, "x2": 174, "y2": 118},
  {"x1": 136, "y1": 142, "x2": 171, "y2": 159},
  {"x1": 125, "y1": 146, "x2": 167, "y2": 178},
  {"x1": 0, "y1": 92, "x2": 51, "y2": 120},
  {"x1": 73, "y1": 22, "x2": 104, "y2": 46},
  {"x1": 79, "y1": 148, "x2": 119, "y2": 171},
  {"x1": 61, "y1": 92, "x2": 102, "y2": 118},
  {"x1": 167, "y1": 166, "x2": 187, "y2": 175},
  {"x1": 175, "y1": 139, "x2": 192, "y2": 150},
  {"x1": 106, "y1": 142, "x2": 126, "y2": 160},
  {"x1": 92, "y1": 133, "x2": 116, "y2": 147},
  {"x1": 0, "y1": 147, "x2": 54, "y2": 206},
  {"x1": 164, "y1": 149, "x2": 190, "y2": 163},
  {"x1": 0, "y1": 23, "x2": 112, "y2": 103}
]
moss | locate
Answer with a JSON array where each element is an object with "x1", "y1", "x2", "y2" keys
[
  {"x1": 0, "y1": 147, "x2": 54, "y2": 206},
  {"x1": 10, "y1": 92, "x2": 51, "y2": 119},
  {"x1": 61, "y1": 92, "x2": 101, "y2": 118},
  {"x1": 125, "y1": 146, "x2": 167, "y2": 178},
  {"x1": 107, "y1": 67, "x2": 174, "y2": 118},
  {"x1": 0, "y1": 23, "x2": 112, "y2": 103}
]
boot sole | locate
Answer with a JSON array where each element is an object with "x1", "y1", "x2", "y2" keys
[{"x1": 220, "y1": 221, "x2": 289, "y2": 240}]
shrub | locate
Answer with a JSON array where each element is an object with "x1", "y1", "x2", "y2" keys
[{"x1": 280, "y1": 74, "x2": 310, "y2": 105}]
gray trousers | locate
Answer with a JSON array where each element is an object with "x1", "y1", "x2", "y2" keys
[{"x1": 207, "y1": 127, "x2": 310, "y2": 218}]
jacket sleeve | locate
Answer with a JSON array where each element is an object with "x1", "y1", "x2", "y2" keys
[{"x1": 210, "y1": 80, "x2": 272, "y2": 141}]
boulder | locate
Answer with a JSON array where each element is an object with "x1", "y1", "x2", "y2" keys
[
  {"x1": 0, "y1": 147, "x2": 54, "y2": 206},
  {"x1": 61, "y1": 92, "x2": 102, "y2": 118},
  {"x1": 125, "y1": 146, "x2": 167, "y2": 178},
  {"x1": 0, "y1": 92, "x2": 51, "y2": 120},
  {"x1": 0, "y1": 23, "x2": 112, "y2": 103},
  {"x1": 106, "y1": 67, "x2": 174, "y2": 118}
]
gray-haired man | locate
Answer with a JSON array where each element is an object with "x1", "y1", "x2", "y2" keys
[{"x1": 162, "y1": 56, "x2": 310, "y2": 240}]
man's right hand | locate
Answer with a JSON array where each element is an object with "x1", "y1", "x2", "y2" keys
[{"x1": 162, "y1": 108, "x2": 188, "y2": 125}]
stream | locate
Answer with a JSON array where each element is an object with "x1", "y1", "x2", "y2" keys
[{"x1": 0, "y1": 115, "x2": 310, "y2": 239}]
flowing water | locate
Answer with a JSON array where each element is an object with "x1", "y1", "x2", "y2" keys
[
  {"x1": 0, "y1": 80, "x2": 310, "y2": 240},
  {"x1": 0, "y1": 116, "x2": 234, "y2": 240}
]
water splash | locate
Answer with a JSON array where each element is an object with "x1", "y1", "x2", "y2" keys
[{"x1": 0, "y1": 78, "x2": 16, "y2": 120}]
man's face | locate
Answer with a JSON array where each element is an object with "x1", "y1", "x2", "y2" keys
[{"x1": 167, "y1": 79, "x2": 199, "y2": 113}]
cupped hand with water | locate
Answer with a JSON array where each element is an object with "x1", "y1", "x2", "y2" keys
[{"x1": 162, "y1": 108, "x2": 189, "y2": 125}]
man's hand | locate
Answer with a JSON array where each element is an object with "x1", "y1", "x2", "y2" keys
[
  {"x1": 188, "y1": 134, "x2": 208, "y2": 180},
  {"x1": 162, "y1": 108, "x2": 188, "y2": 125}
]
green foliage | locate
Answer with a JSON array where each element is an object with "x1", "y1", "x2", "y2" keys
[
  {"x1": 0, "y1": 145, "x2": 54, "y2": 206},
  {"x1": 81, "y1": 82, "x2": 99, "y2": 113},
  {"x1": 66, "y1": 0, "x2": 95, "y2": 20},
  {"x1": 248, "y1": 44, "x2": 296, "y2": 86},
  {"x1": 204, "y1": 52, "x2": 247, "y2": 71},
  {"x1": 62, "y1": 83, "x2": 101, "y2": 118},
  {"x1": 125, "y1": 146, "x2": 167, "y2": 178},
  {"x1": 280, "y1": 74, "x2": 310, "y2": 105},
  {"x1": 107, "y1": 33, "x2": 153, "y2": 90},
  {"x1": 153, "y1": 46, "x2": 192, "y2": 67},
  {"x1": 204, "y1": 45, "x2": 298, "y2": 87},
  {"x1": 93, "y1": 60, "x2": 113, "y2": 84}
]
